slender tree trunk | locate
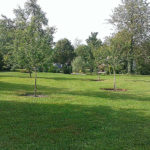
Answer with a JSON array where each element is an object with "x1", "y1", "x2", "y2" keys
[
  {"x1": 113, "y1": 67, "x2": 116, "y2": 90},
  {"x1": 108, "y1": 65, "x2": 111, "y2": 75},
  {"x1": 98, "y1": 73, "x2": 100, "y2": 81},
  {"x1": 34, "y1": 68, "x2": 37, "y2": 97},
  {"x1": 29, "y1": 71, "x2": 32, "y2": 78},
  {"x1": 128, "y1": 37, "x2": 134, "y2": 74},
  {"x1": 128, "y1": 58, "x2": 134, "y2": 74},
  {"x1": 127, "y1": 58, "x2": 131, "y2": 74}
]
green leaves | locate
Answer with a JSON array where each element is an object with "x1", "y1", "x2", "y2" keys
[
  {"x1": 53, "y1": 38, "x2": 75, "y2": 65},
  {"x1": 72, "y1": 56, "x2": 86, "y2": 73},
  {"x1": 109, "y1": 0, "x2": 150, "y2": 73}
]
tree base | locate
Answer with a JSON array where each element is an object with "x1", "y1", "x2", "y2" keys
[
  {"x1": 18, "y1": 92, "x2": 47, "y2": 97},
  {"x1": 90, "y1": 79, "x2": 105, "y2": 82},
  {"x1": 101, "y1": 88, "x2": 127, "y2": 92}
]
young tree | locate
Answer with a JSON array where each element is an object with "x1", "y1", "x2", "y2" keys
[
  {"x1": 24, "y1": 0, "x2": 55, "y2": 96},
  {"x1": 12, "y1": 0, "x2": 55, "y2": 96},
  {"x1": 98, "y1": 33, "x2": 124, "y2": 90}
]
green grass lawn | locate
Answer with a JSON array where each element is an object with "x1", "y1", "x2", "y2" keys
[{"x1": 0, "y1": 72, "x2": 150, "y2": 150}]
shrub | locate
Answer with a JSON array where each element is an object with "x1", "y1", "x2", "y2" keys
[
  {"x1": 48, "y1": 65, "x2": 61, "y2": 73},
  {"x1": 72, "y1": 56, "x2": 85, "y2": 73},
  {"x1": 63, "y1": 65, "x2": 72, "y2": 74}
]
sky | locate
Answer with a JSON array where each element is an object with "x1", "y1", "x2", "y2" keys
[{"x1": 0, "y1": 0, "x2": 121, "y2": 43}]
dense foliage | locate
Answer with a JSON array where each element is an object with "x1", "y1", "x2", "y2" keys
[{"x1": 0, "y1": 0, "x2": 150, "y2": 76}]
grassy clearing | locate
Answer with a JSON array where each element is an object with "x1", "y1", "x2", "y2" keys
[{"x1": 0, "y1": 72, "x2": 150, "y2": 150}]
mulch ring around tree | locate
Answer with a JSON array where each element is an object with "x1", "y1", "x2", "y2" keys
[
  {"x1": 101, "y1": 88, "x2": 128, "y2": 92},
  {"x1": 17, "y1": 91, "x2": 47, "y2": 97},
  {"x1": 27, "y1": 94, "x2": 47, "y2": 97},
  {"x1": 90, "y1": 79, "x2": 105, "y2": 82}
]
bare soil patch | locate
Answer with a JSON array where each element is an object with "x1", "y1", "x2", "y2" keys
[
  {"x1": 90, "y1": 79, "x2": 105, "y2": 82},
  {"x1": 125, "y1": 79, "x2": 150, "y2": 83},
  {"x1": 18, "y1": 92, "x2": 47, "y2": 97},
  {"x1": 101, "y1": 88, "x2": 127, "y2": 92},
  {"x1": 27, "y1": 94, "x2": 47, "y2": 97}
]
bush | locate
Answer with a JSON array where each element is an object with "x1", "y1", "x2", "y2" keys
[
  {"x1": 63, "y1": 65, "x2": 72, "y2": 74},
  {"x1": 48, "y1": 65, "x2": 61, "y2": 73},
  {"x1": 72, "y1": 56, "x2": 85, "y2": 73},
  {"x1": 137, "y1": 64, "x2": 150, "y2": 75}
]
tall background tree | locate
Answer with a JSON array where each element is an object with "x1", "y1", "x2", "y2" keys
[
  {"x1": 53, "y1": 38, "x2": 75, "y2": 73},
  {"x1": 109, "y1": 0, "x2": 150, "y2": 74},
  {"x1": 0, "y1": 16, "x2": 15, "y2": 71},
  {"x1": 86, "y1": 32, "x2": 102, "y2": 72}
]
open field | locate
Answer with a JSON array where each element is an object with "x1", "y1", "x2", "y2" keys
[{"x1": 0, "y1": 72, "x2": 150, "y2": 150}]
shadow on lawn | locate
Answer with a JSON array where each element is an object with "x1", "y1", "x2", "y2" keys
[
  {"x1": 0, "y1": 100, "x2": 150, "y2": 150},
  {"x1": 0, "y1": 81, "x2": 150, "y2": 102},
  {"x1": 0, "y1": 73, "x2": 99, "y2": 81},
  {"x1": 38, "y1": 76, "x2": 97, "y2": 81},
  {"x1": 63, "y1": 90, "x2": 150, "y2": 102},
  {"x1": 0, "y1": 73, "x2": 30, "y2": 78},
  {"x1": 0, "y1": 81, "x2": 66, "y2": 95}
]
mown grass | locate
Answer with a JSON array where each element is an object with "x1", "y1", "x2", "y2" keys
[{"x1": 0, "y1": 72, "x2": 150, "y2": 150}]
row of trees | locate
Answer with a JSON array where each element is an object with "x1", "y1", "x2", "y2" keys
[
  {"x1": 0, "y1": 0, "x2": 150, "y2": 93},
  {"x1": 73, "y1": 0, "x2": 150, "y2": 76}
]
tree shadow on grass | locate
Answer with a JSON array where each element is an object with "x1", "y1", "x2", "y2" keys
[
  {"x1": 0, "y1": 73, "x2": 30, "y2": 78},
  {"x1": 63, "y1": 90, "x2": 150, "y2": 102},
  {"x1": 0, "y1": 100, "x2": 150, "y2": 150},
  {"x1": 0, "y1": 81, "x2": 150, "y2": 102},
  {"x1": 38, "y1": 76, "x2": 97, "y2": 82},
  {"x1": 0, "y1": 81, "x2": 66, "y2": 96},
  {"x1": 0, "y1": 73, "x2": 99, "y2": 82}
]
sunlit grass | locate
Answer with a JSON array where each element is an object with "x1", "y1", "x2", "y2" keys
[{"x1": 0, "y1": 72, "x2": 150, "y2": 150}]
